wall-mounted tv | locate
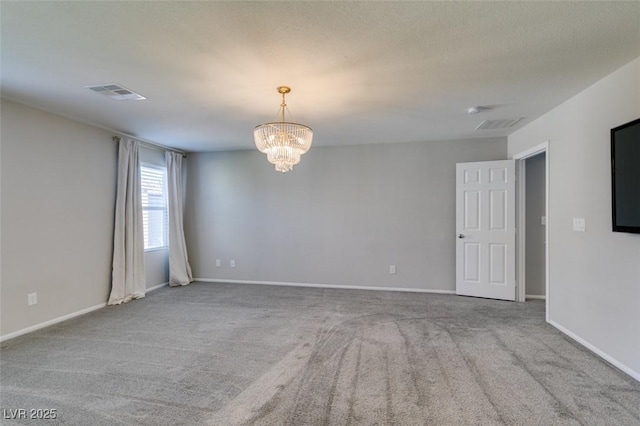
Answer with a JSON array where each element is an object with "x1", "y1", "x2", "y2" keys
[{"x1": 611, "y1": 117, "x2": 640, "y2": 234}]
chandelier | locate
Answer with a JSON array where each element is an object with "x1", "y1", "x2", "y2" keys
[{"x1": 254, "y1": 86, "x2": 313, "y2": 173}]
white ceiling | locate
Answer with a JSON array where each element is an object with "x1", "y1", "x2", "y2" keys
[{"x1": 2, "y1": 1, "x2": 639, "y2": 152}]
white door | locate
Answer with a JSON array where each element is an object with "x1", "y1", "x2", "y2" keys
[{"x1": 456, "y1": 160, "x2": 516, "y2": 301}]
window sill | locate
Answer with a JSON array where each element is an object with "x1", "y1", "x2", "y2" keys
[{"x1": 145, "y1": 247, "x2": 168, "y2": 253}]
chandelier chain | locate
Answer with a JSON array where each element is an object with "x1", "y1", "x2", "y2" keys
[{"x1": 280, "y1": 91, "x2": 287, "y2": 122}]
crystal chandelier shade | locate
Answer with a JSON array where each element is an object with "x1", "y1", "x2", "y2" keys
[{"x1": 254, "y1": 86, "x2": 313, "y2": 173}]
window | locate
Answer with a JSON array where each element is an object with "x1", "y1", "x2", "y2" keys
[{"x1": 141, "y1": 164, "x2": 167, "y2": 250}]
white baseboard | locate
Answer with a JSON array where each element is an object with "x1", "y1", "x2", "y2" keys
[
  {"x1": 525, "y1": 294, "x2": 546, "y2": 300},
  {"x1": 194, "y1": 278, "x2": 456, "y2": 295},
  {"x1": 548, "y1": 319, "x2": 640, "y2": 382},
  {"x1": 0, "y1": 302, "x2": 106, "y2": 343},
  {"x1": 1, "y1": 283, "x2": 168, "y2": 343},
  {"x1": 147, "y1": 281, "x2": 169, "y2": 292}
]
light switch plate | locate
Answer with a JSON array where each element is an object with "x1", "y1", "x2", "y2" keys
[
  {"x1": 572, "y1": 217, "x2": 586, "y2": 232},
  {"x1": 541, "y1": 216, "x2": 547, "y2": 225}
]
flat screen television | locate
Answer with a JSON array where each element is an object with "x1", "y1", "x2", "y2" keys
[{"x1": 611, "y1": 117, "x2": 640, "y2": 234}]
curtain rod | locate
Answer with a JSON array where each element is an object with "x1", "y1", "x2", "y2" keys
[{"x1": 112, "y1": 135, "x2": 187, "y2": 158}]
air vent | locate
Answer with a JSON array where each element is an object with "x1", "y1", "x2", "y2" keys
[
  {"x1": 476, "y1": 118, "x2": 522, "y2": 130},
  {"x1": 85, "y1": 83, "x2": 146, "y2": 101}
]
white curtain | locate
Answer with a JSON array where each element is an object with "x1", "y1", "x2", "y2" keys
[
  {"x1": 165, "y1": 151, "x2": 193, "y2": 286},
  {"x1": 108, "y1": 138, "x2": 146, "y2": 305}
]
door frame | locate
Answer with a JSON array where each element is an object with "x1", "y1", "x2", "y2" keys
[{"x1": 513, "y1": 141, "x2": 549, "y2": 321}]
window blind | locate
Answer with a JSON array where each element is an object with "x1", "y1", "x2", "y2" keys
[{"x1": 141, "y1": 165, "x2": 167, "y2": 250}]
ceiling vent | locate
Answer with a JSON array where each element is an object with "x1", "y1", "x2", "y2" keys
[
  {"x1": 475, "y1": 118, "x2": 522, "y2": 130},
  {"x1": 85, "y1": 83, "x2": 146, "y2": 101}
]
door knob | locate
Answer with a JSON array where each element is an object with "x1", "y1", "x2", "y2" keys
[{"x1": 458, "y1": 234, "x2": 465, "y2": 239}]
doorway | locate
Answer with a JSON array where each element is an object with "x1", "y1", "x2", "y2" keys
[
  {"x1": 524, "y1": 152, "x2": 546, "y2": 300},
  {"x1": 514, "y1": 142, "x2": 549, "y2": 321}
]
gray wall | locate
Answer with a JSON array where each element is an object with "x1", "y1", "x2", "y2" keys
[
  {"x1": 525, "y1": 153, "x2": 546, "y2": 297},
  {"x1": 184, "y1": 138, "x2": 507, "y2": 292},
  {"x1": 1, "y1": 99, "x2": 116, "y2": 336},
  {"x1": 1, "y1": 99, "x2": 168, "y2": 338},
  {"x1": 508, "y1": 56, "x2": 640, "y2": 377}
]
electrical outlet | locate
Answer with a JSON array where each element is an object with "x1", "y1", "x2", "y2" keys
[
  {"x1": 572, "y1": 217, "x2": 586, "y2": 232},
  {"x1": 389, "y1": 265, "x2": 396, "y2": 274},
  {"x1": 27, "y1": 292, "x2": 37, "y2": 306},
  {"x1": 215, "y1": 259, "x2": 221, "y2": 267},
  {"x1": 230, "y1": 260, "x2": 235, "y2": 268}
]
